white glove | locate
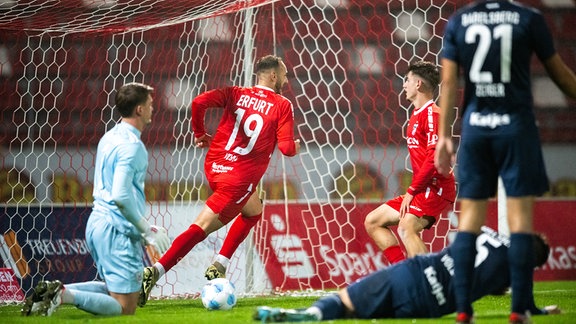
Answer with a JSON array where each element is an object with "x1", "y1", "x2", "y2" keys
[{"x1": 142, "y1": 225, "x2": 170, "y2": 255}]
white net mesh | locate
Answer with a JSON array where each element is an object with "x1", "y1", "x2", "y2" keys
[{"x1": 0, "y1": 0, "x2": 464, "y2": 300}]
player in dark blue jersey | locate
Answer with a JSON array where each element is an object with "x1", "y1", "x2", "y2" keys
[
  {"x1": 253, "y1": 227, "x2": 558, "y2": 322},
  {"x1": 435, "y1": 1, "x2": 576, "y2": 323}
]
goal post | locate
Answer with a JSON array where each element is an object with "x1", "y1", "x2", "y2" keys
[{"x1": 0, "y1": 0, "x2": 462, "y2": 299}]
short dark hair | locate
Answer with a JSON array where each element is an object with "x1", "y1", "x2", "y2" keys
[
  {"x1": 115, "y1": 82, "x2": 154, "y2": 117},
  {"x1": 407, "y1": 61, "x2": 440, "y2": 92},
  {"x1": 533, "y1": 233, "x2": 550, "y2": 268},
  {"x1": 255, "y1": 55, "x2": 282, "y2": 74}
]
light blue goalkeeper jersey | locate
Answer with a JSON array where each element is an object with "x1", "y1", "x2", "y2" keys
[{"x1": 92, "y1": 122, "x2": 148, "y2": 240}]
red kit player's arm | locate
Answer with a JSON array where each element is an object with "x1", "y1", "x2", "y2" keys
[
  {"x1": 407, "y1": 147, "x2": 436, "y2": 195},
  {"x1": 191, "y1": 88, "x2": 229, "y2": 137},
  {"x1": 407, "y1": 108, "x2": 439, "y2": 195},
  {"x1": 276, "y1": 101, "x2": 297, "y2": 156}
]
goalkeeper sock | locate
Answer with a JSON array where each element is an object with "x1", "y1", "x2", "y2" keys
[
  {"x1": 509, "y1": 233, "x2": 534, "y2": 314},
  {"x1": 383, "y1": 245, "x2": 405, "y2": 264},
  {"x1": 68, "y1": 289, "x2": 122, "y2": 315},
  {"x1": 158, "y1": 224, "x2": 206, "y2": 272},
  {"x1": 219, "y1": 213, "x2": 262, "y2": 259},
  {"x1": 64, "y1": 281, "x2": 108, "y2": 295},
  {"x1": 311, "y1": 293, "x2": 344, "y2": 320},
  {"x1": 452, "y1": 231, "x2": 477, "y2": 316}
]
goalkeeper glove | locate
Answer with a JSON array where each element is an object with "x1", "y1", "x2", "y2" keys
[{"x1": 142, "y1": 225, "x2": 170, "y2": 254}]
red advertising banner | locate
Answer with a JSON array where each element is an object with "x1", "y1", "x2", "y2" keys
[
  {"x1": 1, "y1": 201, "x2": 573, "y2": 296},
  {"x1": 484, "y1": 200, "x2": 576, "y2": 281},
  {"x1": 0, "y1": 268, "x2": 25, "y2": 303},
  {"x1": 259, "y1": 200, "x2": 576, "y2": 290},
  {"x1": 256, "y1": 203, "x2": 455, "y2": 291}
]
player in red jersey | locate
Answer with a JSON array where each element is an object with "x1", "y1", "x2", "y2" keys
[
  {"x1": 364, "y1": 61, "x2": 456, "y2": 264},
  {"x1": 138, "y1": 55, "x2": 300, "y2": 306}
]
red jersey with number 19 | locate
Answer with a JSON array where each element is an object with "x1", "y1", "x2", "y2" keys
[{"x1": 192, "y1": 85, "x2": 297, "y2": 184}]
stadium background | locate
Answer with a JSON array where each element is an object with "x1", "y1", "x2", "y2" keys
[{"x1": 0, "y1": 0, "x2": 575, "y2": 301}]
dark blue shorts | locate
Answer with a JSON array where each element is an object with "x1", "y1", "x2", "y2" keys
[
  {"x1": 456, "y1": 133, "x2": 549, "y2": 199},
  {"x1": 347, "y1": 265, "x2": 418, "y2": 318}
]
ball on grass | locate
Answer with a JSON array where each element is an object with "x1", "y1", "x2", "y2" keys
[{"x1": 201, "y1": 278, "x2": 237, "y2": 310}]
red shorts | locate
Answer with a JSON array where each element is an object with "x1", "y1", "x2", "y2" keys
[
  {"x1": 386, "y1": 189, "x2": 454, "y2": 229},
  {"x1": 205, "y1": 181, "x2": 255, "y2": 224}
]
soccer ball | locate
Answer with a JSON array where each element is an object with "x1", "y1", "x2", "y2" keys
[{"x1": 201, "y1": 278, "x2": 237, "y2": 310}]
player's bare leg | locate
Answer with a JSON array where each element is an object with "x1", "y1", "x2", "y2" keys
[
  {"x1": 397, "y1": 214, "x2": 428, "y2": 257},
  {"x1": 506, "y1": 197, "x2": 534, "y2": 234},
  {"x1": 241, "y1": 193, "x2": 264, "y2": 216},
  {"x1": 338, "y1": 288, "x2": 355, "y2": 314},
  {"x1": 364, "y1": 204, "x2": 400, "y2": 250},
  {"x1": 206, "y1": 193, "x2": 263, "y2": 280},
  {"x1": 194, "y1": 206, "x2": 225, "y2": 234},
  {"x1": 459, "y1": 199, "x2": 487, "y2": 233},
  {"x1": 109, "y1": 291, "x2": 140, "y2": 315},
  {"x1": 364, "y1": 206, "x2": 400, "y2": 250},
  {"x1": 365, "y1": 204, "x2": 406, "y2": 263}
]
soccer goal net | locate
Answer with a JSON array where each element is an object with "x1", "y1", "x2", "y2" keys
[{"x1": 1, "y1": 0, "x2": 459, "y2": 300}]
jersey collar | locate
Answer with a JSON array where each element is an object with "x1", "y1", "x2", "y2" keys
[
  {"x1": 120, "y1": 121, "x2": 142, "y2": 138},
  {"x1": 413, "y1": 99, "x2": 435, "y2": 116},
  {"x1": 254, "y1": 84, "x2": 274, "y2": 92}
]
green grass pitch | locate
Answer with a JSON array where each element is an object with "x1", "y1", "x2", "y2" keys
[{"x1": 1, "y1": 281, "x2": 574, "y2": 323}]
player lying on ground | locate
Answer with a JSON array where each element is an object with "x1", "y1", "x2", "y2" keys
[{"x1": 254, "y1": 226, "x2": 559, "y2": 322}]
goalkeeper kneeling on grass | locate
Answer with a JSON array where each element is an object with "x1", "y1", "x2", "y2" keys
[
  {"x1": 254, "y1": 226, "x2": 560, "y2": 322},
  {"x1": 21, "y1": 83, "x2": 170, "y2": 317}
]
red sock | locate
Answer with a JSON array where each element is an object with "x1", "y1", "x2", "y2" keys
[
  {"x1": 219, "y1": 213, "x2": 262, "y2": 258},
  {"x1": 383, "y1": 245, "x2": 406, "y2": 264},
  {"x1": 158, "y1": 224, "x2": 206, "y2": 272}
]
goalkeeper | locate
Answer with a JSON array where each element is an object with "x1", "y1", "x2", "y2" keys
[
  {"x1": 21, "y1": 82, "x2": 170, "y2": 317},
  {"x1": 254, "y1": 227, "x2": 559, "y2": 322}
]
